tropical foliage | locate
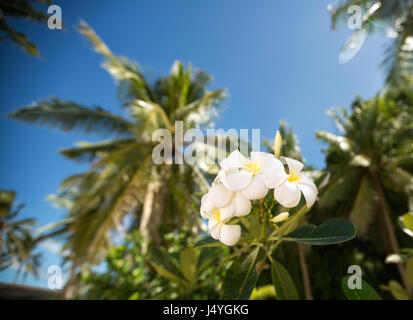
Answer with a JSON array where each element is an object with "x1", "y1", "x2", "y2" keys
[
  {"x1": 0, "y1": 0, "x2": 55, "y2": 56},
  {"x1": 79, "y1": 229, "x2": 227, "y2": 299},
  {"x1": 0, "y1": 190, "x2": 40, "y2": 282},
  {"x1": 331, "y1": 0, "x2": 413, "y2": 85},
  {"x1": 316, "y1": 83, "x2": 413, "y2": 292},
  {"x1": 3, "y1": 1, "x2": 413, "y2": 301},
  {"x1": 9, "y1": 21, "x2": 226, "y2": 282}
]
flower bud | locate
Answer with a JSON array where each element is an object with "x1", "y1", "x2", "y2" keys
[
  {"x1": 272, "y1": 212, "x2": 289, "y2": 223},
  {"x1": 273, "y1": 130, "x2": 282, "y2": 158}
]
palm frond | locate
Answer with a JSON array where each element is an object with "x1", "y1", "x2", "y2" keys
[
  {"x1": 8, "y1": 98, "x2": 135, "y2": 134},
  {"x1": 70, "y1": 155, "x2": 152, "y2": 263},
  {"x1": 349, "y1": 176, "x2": 378, "y2": 237},
  {"x1": 59, "y1": 138, "x2": 137, "y2": 162},
  {"x1": 77, "y1": 20, "x2": 154, "y2": 102}
]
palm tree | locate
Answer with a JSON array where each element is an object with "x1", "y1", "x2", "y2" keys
[
  {"x1": 316, "y1": 83, "x2": 413, "y2": 292},
  {"x1": 331, "y1": 0, "x2": 413, "y2": 85},
  {"x1": 0, "y1": 190, "x2": 36, "y2": 271},
  {"x1": 13, "y1": 233, "x2": 42, "y2": 283},
  {"x1": 0, "y1": 0, "x2": 56, "y2": 57},
  {"x1": 9, "y1": 21, "x2": 226, "y2": 275}
]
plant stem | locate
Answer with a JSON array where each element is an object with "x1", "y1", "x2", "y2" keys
[
  {"x1": 261, "y1": 210, "x2": 269, "y2": 242},
  {"x1": 371, "y1": 172, "x2": 411, "y2": 293},
  {"x1": 297, "y1": 243, "x2": 313, "y2": 300}
]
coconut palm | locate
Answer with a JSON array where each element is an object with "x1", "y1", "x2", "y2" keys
[
  {"x1": 331, "y1": 0, "x2": 413, "y2": 85},
  {"x1": 9, "y1": 21, "x2": 226, "y2": 272},
  {"x1": 0, "y1": 189, "x2": 36, "y2": 270},
  {"x1": 0, "y1": 0, "x2": 56, "y2": 57},
  {"x1": 13, "y1": 233, "x2": 42, "y2": 283},
  {"x1": 316, "y1": 83, "x2": 413, "y2": 291}
]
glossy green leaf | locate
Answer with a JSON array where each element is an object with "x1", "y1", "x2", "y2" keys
[
  {"x1": 271, "y1": 259, "x2": 299, "y2": 300},
  {"x1": 149, "y1": 262, "x2": 189, "y2": 288},
  {"x1": 148, "y1": 245, "x2": 188, "y2": 287},
  {"x1": 180, "y1": 247, "x2": 199, "y2": 285},
  {"x1": 282, "y1": 218, "x2": 356, "y2": 245},
  {"x1": 197, "y1": 248, "x2": 220, "y2": 274},
  {"x1": 342, "y1": 276, "x2": 381, "y2": 300},
  {"x1": 221, "y1": 247, "x2": 261, "y2": 300},
  {"x1": 193, "y1": 237, "x2": 221, "y2": 248}
]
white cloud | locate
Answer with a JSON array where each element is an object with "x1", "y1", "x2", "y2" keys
[{"x1": 39, "y1": 239, "x2": 62, "y2": 255}]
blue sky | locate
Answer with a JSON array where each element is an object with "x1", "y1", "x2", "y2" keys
[{"x1": 0, "y1": 0, "x2": 387, "y2": 287}]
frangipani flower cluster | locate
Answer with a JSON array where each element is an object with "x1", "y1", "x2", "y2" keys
[{"x1": 200, "y1": 149, "x2": 318, "y2": 246}]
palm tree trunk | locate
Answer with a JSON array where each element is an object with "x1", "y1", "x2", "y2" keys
[
  {"x1": 13, "y1": 264, "x2": 23, "y2": 284},
  {"x1": 371, "y1": 172, "x2": 411, "y2": 293},
  {"x1": 64, "y1": 263, "x2": 77, "y2": 299},
  {"x1": 139, "y1": 164, "x2": 172, "y2": 249},
  {"x1": 297, "y1": 244, "x2": 313, "y2": 300}
]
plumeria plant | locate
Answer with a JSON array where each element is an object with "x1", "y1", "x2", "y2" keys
[{"x1": 193, "y1": 131, "x2": 356, "y2": 300}]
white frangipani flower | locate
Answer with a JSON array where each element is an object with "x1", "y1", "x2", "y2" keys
[
  {"x1": 200, "y1": 182, "x2": 251, "y2": 218},
  {"x1": 218, "y1": 150, "x2": 286, "y2": 200},
  {"x1": 200, "y1": 181, "x2": 251, "y2": 246},
  {"x1": 273, "y1": 157, "x2": 318, "y2": 208},
  {"x1": 206, "y1": 210, "x2": 241, "y2": 246},
  {"x1": 199, "y1": 149, "x2": 319, "y2": 246}
]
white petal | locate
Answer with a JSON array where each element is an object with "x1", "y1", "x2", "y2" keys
[
  {"x1": 259, "y1": 155, "x2": 288, "y2": 188},
  {"x1": 274, "y1": 181, "x2": 301, "y2": 207},
  {"x1": 250, "y1": 151, "x2": 273, "y2": 164},
  {"x1": 299, "y1": 173, "x2": 316, "y2": 186},
  {"x1": 298, "y1": 175, "x2": 318, "y2": 207},
  {"x1": 281, "y1": 157, "x2": 304, "y2": 174},
  {"x1": 241, "y1": 176, "x2": 268, "y2": 200},
  {"x1": 219, "y1": 149, "x2": 249, "y2": 170},
  {"x1": 200, "y1": 193, "x2": 213, "y2": 218},
  {"x1": 219, "y1": 223, "x2": 241, "y2": 246},
  {"x1": 219, "y1": 169, "x2": 253, "y2": 191},
  {"x1": 220, "y1": 200, "x2": 236, "y2": 221},
  {"x1": 208, "y1": 219, "x2": 221, "y2": 240},
  {"x1": 209, "y1": 183, "x2": 233, "y2": 208},
  {"x1": 233, "y1": 192, "x2": 251, "y2": 217}
]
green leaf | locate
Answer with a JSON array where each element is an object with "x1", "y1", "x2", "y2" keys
[
  {"x1": 342, "y1": 276, "x2": 381, "y2": 300},
  {"x1": 221, "y1": 247, "x2": 261, "y2": 300},
  {"x1": 197, "y1": 248, "x2": 220, "y2": 274},
  {"x1": 149, "y1": 261, "x2": 189, "y2": 288},
  {"x1": 399, "y1": 213, "x2": 413, "y2": 238},
  {"x1": 194, "y1": 237, "x2": 221, "y2": 248},
  {"x1": 250, "y1": 285, "x2": 276, "y2": 300},
  {"x1": 282, "y1": 218, "x2": 356, "y2": 245},
  {"x1": 271, "y1": 259, "x2": 299, "y2": 300},
  {"x1": 180, "y1": 247, "x2": 199, "y2": 285},
  {"x1": 274, "y1": 206, "x2": 309, "y2": 237},
  {"x1": 148, "y1": 245, "x2": 188, "y2": 287},
  {"x1": 385, "y1": 280, "x2": 410, "y2": 300}
]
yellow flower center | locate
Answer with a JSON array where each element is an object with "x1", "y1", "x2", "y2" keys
[
  {"x1": 245, "y1": 161, "x2": 262, "y2": 176},
  {"x1": 212, "y1": 208, "x2": 221, "y2": 222},
  {"x1": 287, "y1": 170, "x2": 300, "y2": 183}
]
